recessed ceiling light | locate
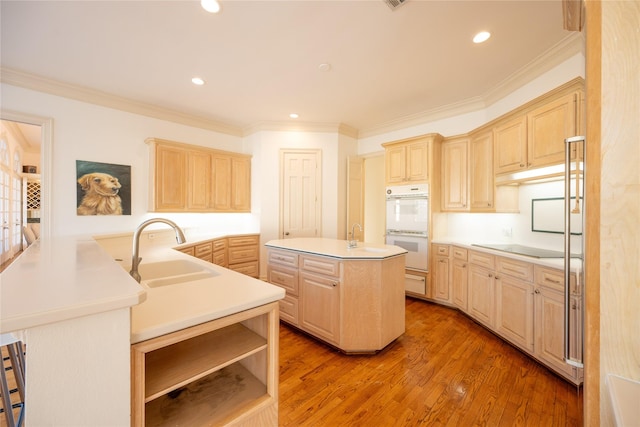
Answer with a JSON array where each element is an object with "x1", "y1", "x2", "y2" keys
[
  {"x1": 289, "y1": 113, "x2": 299, "y2": 119},
  {"x1": 318, "y1": 63, "x2": 332, "y2": 72},
  {"x1": 473, "y1": 31, "x2": 491, "y2": 44},
  {"x1": 201, "y1": 0, "x2": 221, "y2": 13},
  {"x1": 192, "y1": 77, "x2": 205, "y2": 86}
]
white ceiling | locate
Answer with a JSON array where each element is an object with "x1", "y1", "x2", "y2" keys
[{"x1": 1, "y1": 0, "x2": 576, "y2": 138}]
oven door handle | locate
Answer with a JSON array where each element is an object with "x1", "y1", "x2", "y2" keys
[{"x1": 386, "y1": 230, "x2": 428, "y2": 238}]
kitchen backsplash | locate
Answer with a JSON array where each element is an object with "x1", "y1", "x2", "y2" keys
[{"x1": 441, "y1": 180, "x2": 583, "y2": 252}]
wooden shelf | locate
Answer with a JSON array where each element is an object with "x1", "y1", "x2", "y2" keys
[
  {"x1": 144, "y1": 323, "x2": 267, "y2": 402},
  {"x1": 145, "y1": 362, "x2": 270, "y2": 427}
]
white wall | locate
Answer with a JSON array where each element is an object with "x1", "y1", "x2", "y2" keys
[{"x1": 1, "y1": 83, "x2": 260, "y2": 239}]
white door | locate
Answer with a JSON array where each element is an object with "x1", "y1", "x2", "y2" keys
[{"x1": 280, "y1": 150, "x2": 321, "y2": 239}]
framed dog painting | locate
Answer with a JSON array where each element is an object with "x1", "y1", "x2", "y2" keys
[{"x1": 76, "y1": 160, "x2": 131, "y2": 215}]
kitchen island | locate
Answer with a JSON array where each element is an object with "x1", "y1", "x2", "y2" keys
[
  {"x1": 265, "y1": 238, "x2": 407, "y2": 353},
  {"x1": 1, "y1": 231, "x2": 285, "y2": 426}
]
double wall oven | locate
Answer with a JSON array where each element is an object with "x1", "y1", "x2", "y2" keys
[{"x1": 385, "y1": 184, "x2": 429, "y2": 293}]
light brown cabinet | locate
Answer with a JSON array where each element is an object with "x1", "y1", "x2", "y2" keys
[
  {"x1": 146, "y1": 138, "x2": 251, "y2": 213},
  {"x1": 533, "y1": 265, "x2": 582, "y2": 381},
  {"x1": 469, "y1": 131, "x2": 494, "y2": 211},
  {"x1": 494, "y1": 89, "x2": 582, "y2": 176},
  {"x1": 441, "y1": 138, "x2": 468, "y2": 211},
  {"x1": 228, "y1": 235, "x2": 260, "y2": 278},
  {"x1": 299, "y1": 255, "x2": 341, "y2": 345},
  {"x1": 177, "y1": 234, "x2": 257, "y2": 277},
  {"x1": 432, "y1": 244, "x2": 451, "y2": 303},
  {"x1": 382, "y1": 136, "x2": 435, "y2": 185},
  {"x1": 131, "y1": 302, "x2": 279, "y2": 426},
  {"x1": 495, "y1": 257, "x2": 534, "y2": 352},
  {"x1": 467, "y1": 250, "x2": 496, "y2": 328},
  {"x1": 451, "y1": 246, "x2": 468, "y2": 311},
  {"x1": 266, "y1": 246, "x2": 406, "y2": 353},
  {"x1": 440, "y1": 243, "x2": 583, "y2": 385}
]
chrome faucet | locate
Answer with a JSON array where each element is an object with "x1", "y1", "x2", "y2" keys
[
  {"x1": 129, "y1": 218, "x2": 186, "y2": 282},
  {"x1": 348, "y1": 223, "x2": 363, "y2": 248}
]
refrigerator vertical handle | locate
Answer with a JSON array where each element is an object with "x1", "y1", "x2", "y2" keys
[{"x1": 564, "y1": 135, "x2": 585, "y2": 368}]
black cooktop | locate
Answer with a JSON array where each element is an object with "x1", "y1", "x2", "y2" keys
[{"x1": 471, "y1": 243, "x2": 567, "y2": 259}]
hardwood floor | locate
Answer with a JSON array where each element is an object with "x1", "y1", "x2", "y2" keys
[{"x1": 279, "y1": 297, "x2": 583, "y2": 426}]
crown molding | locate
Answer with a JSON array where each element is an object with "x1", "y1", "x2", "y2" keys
[
  {"x1": 1, "y1": 32, "x2": 583, "y2": 142},
  {"x1": 358, "y1": 32, "x2": 585, "y2": 139},
  {"x1": 0, "y1": 67, "x2": 244, "y2": 137},
  {"x1": 243, "y1": 121, "x2": 359, "y2": 139}
]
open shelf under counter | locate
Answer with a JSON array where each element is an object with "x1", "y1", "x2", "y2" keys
[
  {"x1": 143, "y1": 323, "x2": 267, "y2": 401},
  {"x1": 131, "y1": 302, "x2": 280, "y2": 426}
]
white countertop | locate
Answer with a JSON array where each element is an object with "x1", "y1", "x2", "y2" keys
[
  {"x1": 1, "y1": 232, "x2": 285, "y2": 344},
  {"x1": 1, "y1": 236, "x2": 146, "y2": 334},
  {"x1": 431, "y1": 237, "x2": 583, "y2": 272},
  {"x1": 126, "y1": 243, "x2": 284, "y2": 343},
  {"x1": 265, "y1": 238, "x2": 408, "y2": 259}
]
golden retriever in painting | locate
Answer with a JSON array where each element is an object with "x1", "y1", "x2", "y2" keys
[{"x1": 77, "y1": 172, "x2": 123, "y2": 215}]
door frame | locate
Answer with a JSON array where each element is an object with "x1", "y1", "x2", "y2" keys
[{"x1": 0, "y1": 110, "x2": 52, "y2": 241}]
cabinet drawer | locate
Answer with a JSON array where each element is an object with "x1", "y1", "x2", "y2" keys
[
  {"x1": 177, "y1": 246, "x2": 195, "y2": 257},
  {"x1": 212, "y1": 251, "x2": 227, "y2": 267},
  {"x1": 497, "y1": 257, "x2": 533, "y2": 281},
  {"x1": 212, "y1": 238, "x2": 227, "y2": 252},
  {"x1": 267, "y1": 264, "x2": 299, "y2": 296},
  {"x1": 229, "y1": 260, "x2": 259, "y2": 278},
  {"x1": 434, "y1": 244, "x2": 450, "y2": 257},
  {"x1": 228, "y1": 235, "x2": 259, "y2": 247},
  {"x1": 229, "y1": 246, "x2": 259, "y2": 264},
  {"x1": 194, "y1": 242, "x2": 213, "y2": 258},
  {"x1": 268, "y1": 249, "x2": 299, "y2": 268},
  {"x1": 535, "y1": 265, "x2": 579, "y2": 294},
  {"x1": 469, "y1": 250, "x2": 495, "y2": 269},
  {"x1": 452, "y1": 246, "x2": 468, "y2": 261},
  {"x1": 300, "y1": 255, "x2": 340, "y2": 278},
  {"x1": 278, "y1": 294, "x2": 299, "y2": 326}
]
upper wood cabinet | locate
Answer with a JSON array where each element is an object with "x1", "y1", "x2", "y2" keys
[
  {"x1": 494, "y1": 115, "x2": 528, "y2": 175},
  {"x1": 383, "y1": 135, "x2": 436, "y2": 185},
  {"x1": 441, "y1": 138, "x2": 468, "y2": 211},
  {"x1": 147, "y1": 138, "x2": 251, "y2": 213},
  {"x1": 494, "y1": 85, "x2": 582, "y2": 176},
  {"x1": 469, "y1": 131, "x2": 494, "y2": 211}
]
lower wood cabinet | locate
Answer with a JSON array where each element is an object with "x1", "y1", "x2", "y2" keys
[
  {"x1": 443, "y1": 245, "x2": 582, "y2": 385},
  {"x1": 177, "y1": 234, "x2": 259, "y2": 278},
  {"x1": 228, "y1": 235, "x2": 260, "y2": 278},
  {"x1": 131, "y1": 302, "x2": 279, "y2": 426},
  {"x1": 266, "y1": 247, "x2": 405, "y2": 353}
]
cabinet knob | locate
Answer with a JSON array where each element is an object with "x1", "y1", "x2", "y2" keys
[
  {"x1": 332, "y1": 281, "x2": 338, "y2": 287},
  {"x1": 462, "y1": 263, "x2": 466, "y2": 268},
  {"x1": 534, "y1": 289, "x2": 540, "y2": 294},
  {"x1": 494, "y1": 275, "x2": 500, "y2": 280},
  {"x1": 488, "y1": 273, "x2": 493, "y2": 278},
  {"x1": 520, "y1": 163, "x2": 525, "y2": 167},
  {"x1": 284, "y1": 232, "x2": 290, "y2": 236}
]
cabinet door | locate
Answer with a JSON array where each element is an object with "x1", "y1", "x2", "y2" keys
[
  {"x1": 468, "y1": 264, "x2": 495, "y2": 328},
  {"x1": 451, "y1": 259, "x2": 468, "y2": 311},
  {"x1": 212, "y1": 154, "x2": 231, "y2": 211},
  {"x1": 155, "y1": 144, "x2": 187, "y2": 210},
  {"x1": 300, "y1": 272, "x2": 340, "y2": 345},
  {"x1": 469, "y1": 131, "x2": 494, "y2": 211},
  {"x1": 385, "y1": 145, "x2": 407, "y2": 184},
  {"x1": 527, "y1": 92, "x2": 577, "y2": 168},
  {"x1": 231, "y1": 156, "x2": 251, "y2": 211},
  {"x1": 187, "y1": 150, "x2": 212, "y2": 210},
  {"x1": 433, "y1": 256, "x2": 450, "y2": 302},
  {"x1": 406, "y1": 141, "x2": 429, "y2": 182},
  {"x1": 534, "y1": 286, "x2": 577, "y2": 379},
  {"x1": 496, "y1": 275, "x2": 534, "y2": 351},
  {"x1": 442, "y1": 139, "x2": 468, "y2": 211},
  {"x1": 494, "y1": 115, "x2": 527, "y2": 174}
]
